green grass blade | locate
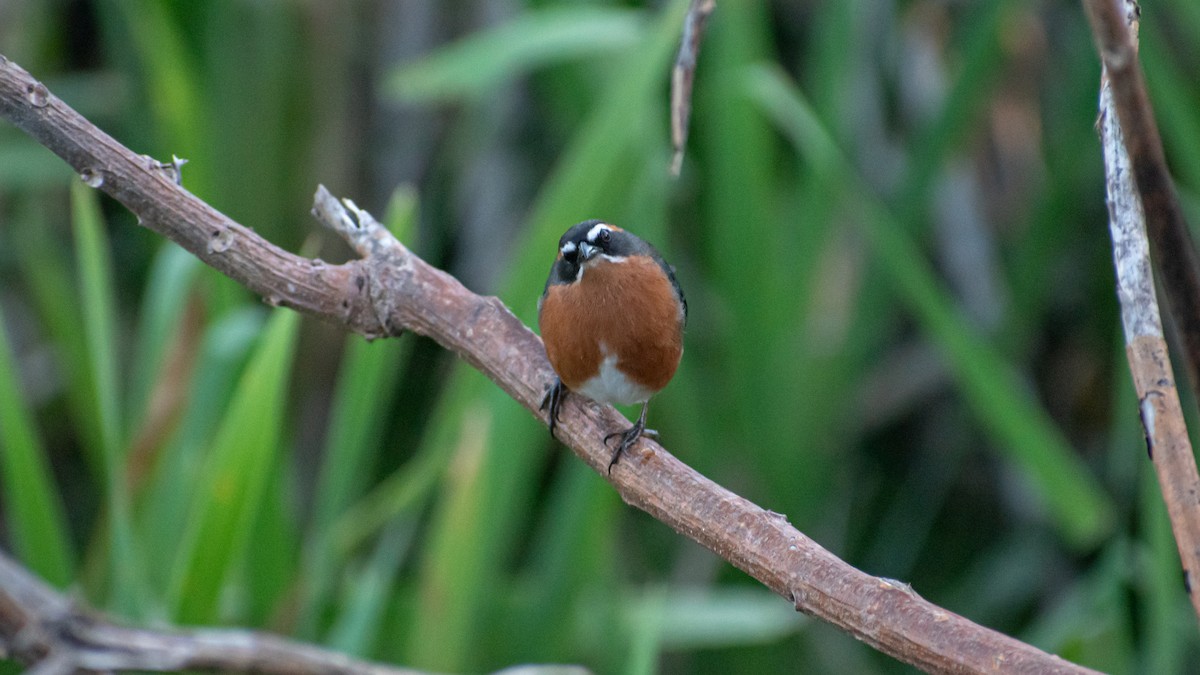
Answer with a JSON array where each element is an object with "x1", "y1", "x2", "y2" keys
[
  {"x1": 622, "y1": 587, "x2": 806, "y2": 651},
  {"x1": 386, "y1": 7, "x2": 643, "y2": 103},
  {"x1": 331, "y1": 425, "x2": 454, "y2": 559},
  {"x1": 71, "y1": 182, "x2": 144, "y2": 614},
  {"x1": 503, "y1": 460, "x2": 616, "y2": 664},
  {"x1": 1139, "y1": 462, "x2": 1192, "y2": 673},
  {"x1": 243, "y1": 467, "x2": 301, "y2": 625},
  {"x1": 113, "y1": 0, "x2": 252, "y2": 315},
  {"x1": 325, "y1": 523, "x2": 414, "y2": 656},
  {"x1": 126, "y1": 244, "x2": 200, "y2": 443},
  {"x1": 199, "y1": 3, "x2": 307, "y2": 251},
  {"x1": 0, "y1": 303, "x2": 75, "y2": 586},
  {"x1": 71, "y1": 185, "x2": 124, "y2": 466},
  {"x1": 686, "y1": 0, "x2": 818, "y2": 504},
  {"x1": 72, "y1": 189, "x2": 123, "y2": 458},
  {"x1": 1019, "y1": 541, "x2": 1134, "y2": 671},
  {"x1": 115, "y1": 0, "x2": 204, "y2": 173},
  {"x1": 166, "y1": 307, "x2": 299, "y2": 624},
  {"x1": 405, "y1": 385, "x2": 495, "y2": 671},
  {"x1": 135, "y1": 307, "x2": 264, "y2": 597},
  {"x1": 622, "y1": 585, "x2": 666, "y2": 675},
  {"x1": 11, "y1": 200, "x2": 103, "y2": 466},
  {"x1": 747, "y1": 65, "x2": 1113, "y2": 547}
]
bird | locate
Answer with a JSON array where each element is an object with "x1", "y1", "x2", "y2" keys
[{"x1": 538, "y1": 220, "x2": 686, "y2": 472}]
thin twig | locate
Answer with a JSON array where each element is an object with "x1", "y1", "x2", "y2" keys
[
  {"x1": 1091, "y1": 0, "x2": 1200, "y2": 624},
  {"x1": 669, "y1": 0, "x2": 715, "y2": 176},
  {"x1": 0, "y1": 54, "x2": 1102, "y2": 674}
]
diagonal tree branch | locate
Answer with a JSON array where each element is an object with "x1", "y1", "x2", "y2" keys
[
  {"x1": 0, "y1": 54, "x2": 1101, "y2": 674},
  {"x1": 1085, "y1": 0, "x2": 1200, "y2": 624}
]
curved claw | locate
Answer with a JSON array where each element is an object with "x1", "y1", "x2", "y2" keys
[
  {"x1": 540, "y1": 377, "x2": 566, "y2": 439},
  {"x1": 603, "y1": 401, "x2": 650, "y2": 474}
]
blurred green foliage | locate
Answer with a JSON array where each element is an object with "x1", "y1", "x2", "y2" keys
[{"x1": 1, "y1": 0, "x2": 1199, "y2": 673}]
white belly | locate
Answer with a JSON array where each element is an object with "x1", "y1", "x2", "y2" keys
[{"x1": 575, "y1": 350, "x2": 653, "y2": 406}]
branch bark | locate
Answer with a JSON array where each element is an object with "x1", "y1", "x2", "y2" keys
[
  {"x1": 0, "y1": 549, "x2": 434, "y2": 674},
  {"x1": 669, "y1": 0, "x2": 715, "y2": 176},
  {"x1": 1087, "y1": 0, "x2": 1200, "y2": 624},
  {"x1": 0, "y1": 54, "x2": 1101, "y2": 674},
  {"x1": 1083, "y1": 0, "x2": 1200, "y2": 394}
]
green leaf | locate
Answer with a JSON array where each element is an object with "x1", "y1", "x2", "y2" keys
[
  {"x1": 10, "y1": 199, "x2": 103, "y2": 468},
  {"x1": 166, "y1": 307, "x2": 300, "y2": 624},
  {"x1": 502, "y1": 459, "x2": 616, "y2": 665},
  {"x1": 326, "y1": 523, "x2": 414, "y2": 656},
  {"x1": 0, "y1": 303, "x2": 76, "y2": 586},
  {"x1": 405, "y1": 391, "x2": 495, "y2": 670},
  {"x1": 126, "y1": 244, "x2": 201, "y2": 445},
  {"x1": 135, "y1": 307, "x2": 264, "y2": 596},
  {"x1": 386, "y1": 8, "x2": 644, "y2": 103},
  {"x1": 621, "y1": 587, "x2": 806, "y2": 651},
  {"x1": 117, "y1": 0, "x2": 204, "y2": 171},
  {"x1": 1137, "y1": 436, "x2": 1192, "y2": 674},
  {"x1": 71, "y1": 183, "x2": 124, "y2": 463},
  {"x1": 71, "y1": 182, "x2": 145, "y2": 614}
]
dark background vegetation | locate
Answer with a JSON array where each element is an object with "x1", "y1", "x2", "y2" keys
[{"x1": 2, "y1": 0, "x2": 1200, "y2": 672}]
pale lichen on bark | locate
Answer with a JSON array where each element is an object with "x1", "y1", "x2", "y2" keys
[{"x1": 1100, "y1": 79, "x2": 1160, "y2": 342}]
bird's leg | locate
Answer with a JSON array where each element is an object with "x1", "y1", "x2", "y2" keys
[
  {"x1": 540, "y1": 377, "x2": 566, "y2": 438},
  {"x1": 604, "y1": 401, "x2": 649, "y2": 473}
]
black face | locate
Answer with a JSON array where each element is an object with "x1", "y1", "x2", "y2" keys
[
  {"x1": 547, "y1": 220, "x2": 640, "y2": 285},
  {"x1": 542, "y1": 219, "x2": 687, "y2": 325}
]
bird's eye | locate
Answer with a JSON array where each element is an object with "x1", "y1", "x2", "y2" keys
[
  {"x1": 597, "y1": 229, "x2": 611, "y2": 245},
  {"x1": 561, "y1": 242, "x2": 578, "y2": 262}
]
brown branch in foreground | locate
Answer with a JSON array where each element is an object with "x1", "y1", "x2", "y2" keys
[
  {"x1": 0, "y1": 550, "x2": 432, "y2": 675},
  {"x1": 1093, "y1": 0, "x2": 1200, "y2": 625},
  {"x1": 0, "y1": 55, "x2": 1102, "y2": 675},
  {"x1": 0, "y1": 546, "x2": 589, "y2": 675},
  {"x1": 669, "y1": 0, "x2": 715, "y2": 176}
]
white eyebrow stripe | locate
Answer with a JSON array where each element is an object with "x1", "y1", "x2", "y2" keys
[
  {"x1": 586, "y1": 222, "x2": 612, "y2": 243},
  {"x1": 561, "y1": 241, "x2": 577, "y2": 255}
]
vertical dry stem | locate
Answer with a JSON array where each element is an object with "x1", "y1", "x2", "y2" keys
[{"x1": 1093, "y1": 0, "x2": 1200, "y2": 624}]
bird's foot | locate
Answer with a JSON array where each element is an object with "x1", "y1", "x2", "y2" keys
[
  {"x1": 604, "y1": 419, "x2": 647, "y2": 474},
  {"x1": 540, "y1": 377, "x2": 566, "y2": 439}
]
